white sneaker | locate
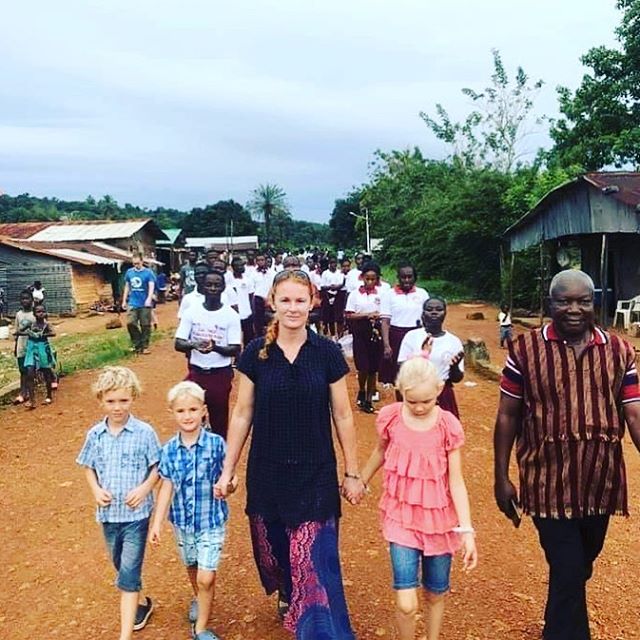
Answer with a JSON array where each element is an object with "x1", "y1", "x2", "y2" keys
[{"x1": 372, "y1": 392, "x2": 380, "y2": 402}]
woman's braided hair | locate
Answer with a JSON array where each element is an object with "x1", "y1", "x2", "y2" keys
[{"x1": 258, "y1": 269, "x2": 315, "y2": 360}]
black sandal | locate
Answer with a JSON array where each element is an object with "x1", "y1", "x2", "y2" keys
[{"x1": 277, "y1": 589, "x2": 290, "y2": 620}]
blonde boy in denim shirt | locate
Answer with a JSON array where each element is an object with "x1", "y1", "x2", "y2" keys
[{"x1": 77, "y1": 367, "x2": 160, "y2": 640}]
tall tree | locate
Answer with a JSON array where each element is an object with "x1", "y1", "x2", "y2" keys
[
  {"x1": 549, "y1": 0, "x2": 640, "y2": 169},
  {"x1": 247, "y1": 183, "x2": 290, "y2": 245},
  {"x1": 329, "y1": 193, "x2": 360, "y2": 249},
  {"x1": 420, "y1": 49, "x2": 543, "y2": 172},
  {"x1": 180, "y1": 200, "x2": 256, "y2": 237}
]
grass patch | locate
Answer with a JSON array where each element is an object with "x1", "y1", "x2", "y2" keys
[
  {"x1": 380, "y1": 266, "x2": 474, "y2": 303},
  {"x1": 0, "y1": 327, "x2": 171, "y2": 395}
]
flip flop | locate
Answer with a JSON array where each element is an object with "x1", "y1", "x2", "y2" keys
[{"x1": 12, "y1": 395, "x2": 25, "y2": 405}]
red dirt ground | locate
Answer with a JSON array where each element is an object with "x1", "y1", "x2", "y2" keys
[{"x1": 2, "y1": 302, "x2": 640, "y2": 640}]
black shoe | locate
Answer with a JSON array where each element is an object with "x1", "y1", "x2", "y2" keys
[
  {"x1": 356, "y1": 391, "x2": 365, "y2": 407},
  {"x1": 133, "y1": 596, "x2": 154, "y2": 631},
  {"x1": 277, "y1": 589, "x2": 290, "y2": 621},
  {"x1": 361, "y1": 401, "x2": 375, "y2": 414}
]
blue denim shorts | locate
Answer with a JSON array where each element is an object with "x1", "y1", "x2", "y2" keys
[
  {"x1": 389, "y1": 543, "x2": 452, "y2": 594},
  {"x1": 102, "y1": 518, "x2": 149, "y2": 592},
  {"x1": 174, "y1": 525, "x2": 226, "y2": 571}
]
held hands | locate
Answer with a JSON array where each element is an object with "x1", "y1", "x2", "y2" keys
[
  {"x1": 196, "y1": 339, "x2": 216, "y2": 354},
  {"x1": 340, "y1": 477, "x2": 367, "y2": 505},
  {"x1": 93, "y1": 487, "x2": 113, "y2": 508},
  {"x1": 149, "y1": 521, "x2": 161, "y2": 545},
  {"x1": 213, "y1": 470, "x2": 238, "y2": 499}
]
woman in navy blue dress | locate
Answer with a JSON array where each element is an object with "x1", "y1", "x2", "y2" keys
[{"x1": 215, "y1": 269, "x2": 363, "y2": 639}]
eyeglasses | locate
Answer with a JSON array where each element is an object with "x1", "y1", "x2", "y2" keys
[{"x1": 273, "y1": 269, "x2": 310, "y2": 282}]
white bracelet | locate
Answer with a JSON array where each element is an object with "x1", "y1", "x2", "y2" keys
[{"x1": 452, "y1": 526, "x2": 475, "y2": 534}]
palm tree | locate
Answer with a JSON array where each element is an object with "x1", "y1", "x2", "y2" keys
[{"x1": 247, "y1": 183, "x2": 290, "y2": 245}]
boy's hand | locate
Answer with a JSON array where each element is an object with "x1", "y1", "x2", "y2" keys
[
  {"x1": 149, "y1": 522, "x2": 161, "y2": 545},
  {"x1": 214, "y1": 470, "x2": 233, "y2": 499},
  {"x1": 450, "y1": 350, "x2": 465, "y2": 367},
  {"x1": 226, "y1": 474, "x2": 239, "y2": 495},
  {"x1": 93, "y1": 487, "x2": 113, "y2": 507},
  {"x1": 125, "y1": 485, "x2": 148, "y2": 509}
]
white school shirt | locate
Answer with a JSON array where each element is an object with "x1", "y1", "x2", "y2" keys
[
  {"x1": 224, "y1": 270, "x2": 235, "y2": 288},
  {"x1": 175, "y1": 304, "x2": 241, "y2": 369},
  {"x1": 345, "y1": 268, "x2": 361, "y2": 293},
  {"x1": 252, "y1": 269, "x2": 275, "y2": 298},
  {"x1": 498, "y1": 311, "x2": 512, "y2": 326},
  {"x1": 231, "y1": 275, "x2": 255, "y2": 320},
  {"x1": 345, "y1": 287, "x2": 384, "y2": 315},
  {"x1": 309, "y1": 270, "x2": 322, "y2": 291},
  {"x1": 178, "y1": 290, "x2": 237, "y2": 319},
  {"x1": 380, "y1": 286, "x2": 430, "y2": 328},
  {"x1": 320, "y1": 269, "x2": 345, "y2": 289},
  {"x1": 397, "y1": 328, "x2": 465, "y2": 381}
]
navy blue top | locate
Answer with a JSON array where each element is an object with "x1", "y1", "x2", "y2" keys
[{"x1": 238, "y1": 330, "x2": 349, "y2": 526}]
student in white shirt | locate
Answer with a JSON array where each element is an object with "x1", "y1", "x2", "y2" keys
[
  {"x1": 345, "y1": 261, "x2": 384, "y2": 414},
  {"x1": 174, "y1": 270, "x2": 241, "y2": 439},
  {"x1": 178, "y1": 263, "x2": 237, "y2": 319},
  {"x1": 498, "y1": 303, "x2": 513, "y2": 348},
  {"x1": 336, "y1": 257, "x2": 352, "y2": 337},
  {"x1": 379, "y1": 264, "x2": 430, "y2": 386},
  {"x1": 230, "y1": 256, "x2": 255, "y2": 347},
  {"x1": 320, "y1": 256, "x2": 345, "y2": 339},
  {"x1": 251, "y1": 253, "x2": 275, "y2": 337},
  {"x1": 397, "y1": 296, "x2": 464, "y2": 418},
  {"x1": 345, "y1": 253, "x2": 365, "y2": 293}
]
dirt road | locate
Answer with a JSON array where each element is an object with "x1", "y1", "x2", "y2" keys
[{"x1": 2, "y1": 304, "x2": 639, "y2": 639}]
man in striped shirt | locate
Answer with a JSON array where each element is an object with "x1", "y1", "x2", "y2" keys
[{"x1": 494, "y1": 269, "x2": 640, "y2": 640}]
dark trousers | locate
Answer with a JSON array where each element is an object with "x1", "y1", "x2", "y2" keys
[
  {"x1": 241, "y1": 316, "x2": 255, "y2": 347},
  {"x1": 253, "y1": 296, "x2": 267, "y2": 336},
  {"x1": 533, "y1": 515, "x2": 609, "y2": 640},
  {"x1": 186, "y1": 366, "x2": 233, "y2": 440},
  {"x1": 126, "y1": 307, "x2": 152, "y2": 352}
]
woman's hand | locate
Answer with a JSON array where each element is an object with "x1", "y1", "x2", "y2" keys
[
  {"x1": 214, "y1": 470, "x2": 235, "y2": 499},
  {"x1": 341, "y1": 477, "x2": 367, "y2": 505},
  {"x1": 460, "y1": 532, "x2": 478, "y2": 572}
]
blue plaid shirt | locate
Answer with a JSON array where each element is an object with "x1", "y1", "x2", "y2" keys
[
  {"x1": 76, "y1": 415, "x2": 161, "y2": 523},
  {"x1": 158, "y1": 428, "x2": 228, "y2": 534}
]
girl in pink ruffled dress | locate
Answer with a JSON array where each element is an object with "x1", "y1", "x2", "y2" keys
[{"x1": 360, "y1": 355, "x2": 477, "y2": 640}]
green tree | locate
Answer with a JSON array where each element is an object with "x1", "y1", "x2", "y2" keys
[
  {"x1": 247, "y1": 183, "x2": 290, "y2": 245},
  {"x1": 549, "y1": 1, "x2": 640, "y2": 169},
  {"x1": 329, "y1": 193, "x2": 360, "y2": 249},
  {"x1": 180, "y1": 200, "x2": 256, "y2": 238},
  {"x1": 420, "y1": 49, "x2": 543, "y2": 172}
]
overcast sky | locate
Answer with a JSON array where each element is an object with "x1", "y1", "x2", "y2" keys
[{"x1": 0, "y1": 1, "x2": 621, "y2": 222}]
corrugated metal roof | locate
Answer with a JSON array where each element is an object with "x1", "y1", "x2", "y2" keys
[
  {"x1": 45, "y1": 248, "x2": 119, "y2": 265},
  {"x1": 0, "y1": 222, "x2": 52, "y2": 238},
  {"x1": 583, "y1": 172, "x2": 640, "y2": 207},
  {"x1": 0, "y1": 237, "x2": 127, "y2": 265},
  {"x1": 27, "y1": 219, "x2": 158, "y2": 241},
  {"x1": 185, "y1": 235, "x2": 259, "y2": 248}
]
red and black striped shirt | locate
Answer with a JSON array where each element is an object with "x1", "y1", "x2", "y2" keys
[{"x1": 500, "y1": 324, "x2": 640, "y2": 519}]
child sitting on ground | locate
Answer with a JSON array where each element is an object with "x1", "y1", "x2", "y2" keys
[
  {"x1": 76, "y1": 366, "x2": 161, "y2": 640},
  {"x1": 359, "y1": 356, "x2": 477, "y2": 640},
  {"x1": 22, "y1": 302, "x2": 56, "y2": 408},
  {"x1": 150, "y1": 381, "x2": 237, "y2": 640}
]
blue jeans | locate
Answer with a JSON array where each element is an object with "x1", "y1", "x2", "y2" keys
[
  {"x1": 389, "y1": 543, "x2": 452, "y2": 594},
  {"x1": 102, "y1": 518, "x2": 149, "y2": 592}
]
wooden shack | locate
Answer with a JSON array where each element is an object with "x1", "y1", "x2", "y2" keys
[{"x1": 503, "y1": 172, "x2": 640, "y2": 323}]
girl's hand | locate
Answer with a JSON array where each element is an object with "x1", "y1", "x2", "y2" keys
[
  {"x1": 460, "y1": 533, "x2": 478, "y2": 572},
  {"x1": 93, "y1": 487, "x2": 113, "y2": 507},
  {"x1": 341, "y1": 477, "x2": 367, "y2": 505},
  {"x1": 149, "y1": 523, "x2": 161, "y2": 545}
]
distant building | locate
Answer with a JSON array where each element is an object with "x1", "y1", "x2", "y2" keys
[
  {"x1": 185, "y1": 235, "x2": 259, "y2": 253},
  {"x1": 0, "y1": 219, "x2": 167, "y2": 313}
]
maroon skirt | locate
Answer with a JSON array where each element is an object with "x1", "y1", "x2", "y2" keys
[
  {"x1": 321, "y1": 290, "x2": 340, "y2": 324},
  {"x1": 379, "y1": 324, "x2": 414, "y2": 384},
  {"x1": 437, "y1": 380, "x2": 459, "y2": 418},
  {"x1": 351, "y1": 318, "x2": 383, "y2": 374}
]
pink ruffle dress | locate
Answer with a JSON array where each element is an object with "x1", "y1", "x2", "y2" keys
[{"x1": 376, "y1": 402, "x2": 465, "y2": 556}]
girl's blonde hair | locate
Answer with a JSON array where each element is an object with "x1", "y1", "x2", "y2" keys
[
  {"x1": 395, "y1": 356, "x2": 440, "y2": 395},
  {"x1": 258, "y1": 270, "x2": 315, "y2": 360},
  {"x1": 167, "y1": 380, "x2": 205, "y2": 405},
  {"x1": 93, "y1": 366, "x2": 142, "y2": 400}
]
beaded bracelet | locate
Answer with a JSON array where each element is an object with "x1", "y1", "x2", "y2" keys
[{"x1": 344, "y1": 472, "x2": 361, "y2": 480}]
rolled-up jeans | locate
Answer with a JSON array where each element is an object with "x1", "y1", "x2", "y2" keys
[{"x1": 126, "y1": 307, "x2": 152, "y2": 351}]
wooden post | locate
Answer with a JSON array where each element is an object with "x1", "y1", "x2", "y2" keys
[
  {"x1": 600, "y1": 233, "x2": 609, "y2": 326},
  {"x1": 509, "y1": 252, "x2": 515, "y2": 312},
  {"x1": 539, "y1": 242, "x2": 544, "y2": 327}
]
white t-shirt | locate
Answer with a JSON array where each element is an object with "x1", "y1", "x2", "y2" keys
[
  {"x1": 175, "y1": 304, "x2": 241, "y2": 369},
  {"x1": 397, "y1": 328, "x2": 465, "y2": 381},
  {"x1": 320, "y1": 269, "x2": 345, "y2": 288},
  {"x1": 345, "y1": 268, "x2": 361, "y2": 293},
  {"x1": 498, "y1": 311, "x2": 512, "y2": 326},
  {"x1": 309, "y1": 270, "x2": 322, "y2": 291},
  {"x1": 345, "y1": 287, "x2": 384, "y2": 315},
  {"x1": 231, "y1": 275, "x2": 255, "y2": 320},
  {"x1": 380, "y1": 286, "x2": 430, "y2": 328},
  {"x1": 178, "y1": 289, "x2": 238, "y2": 319}
]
